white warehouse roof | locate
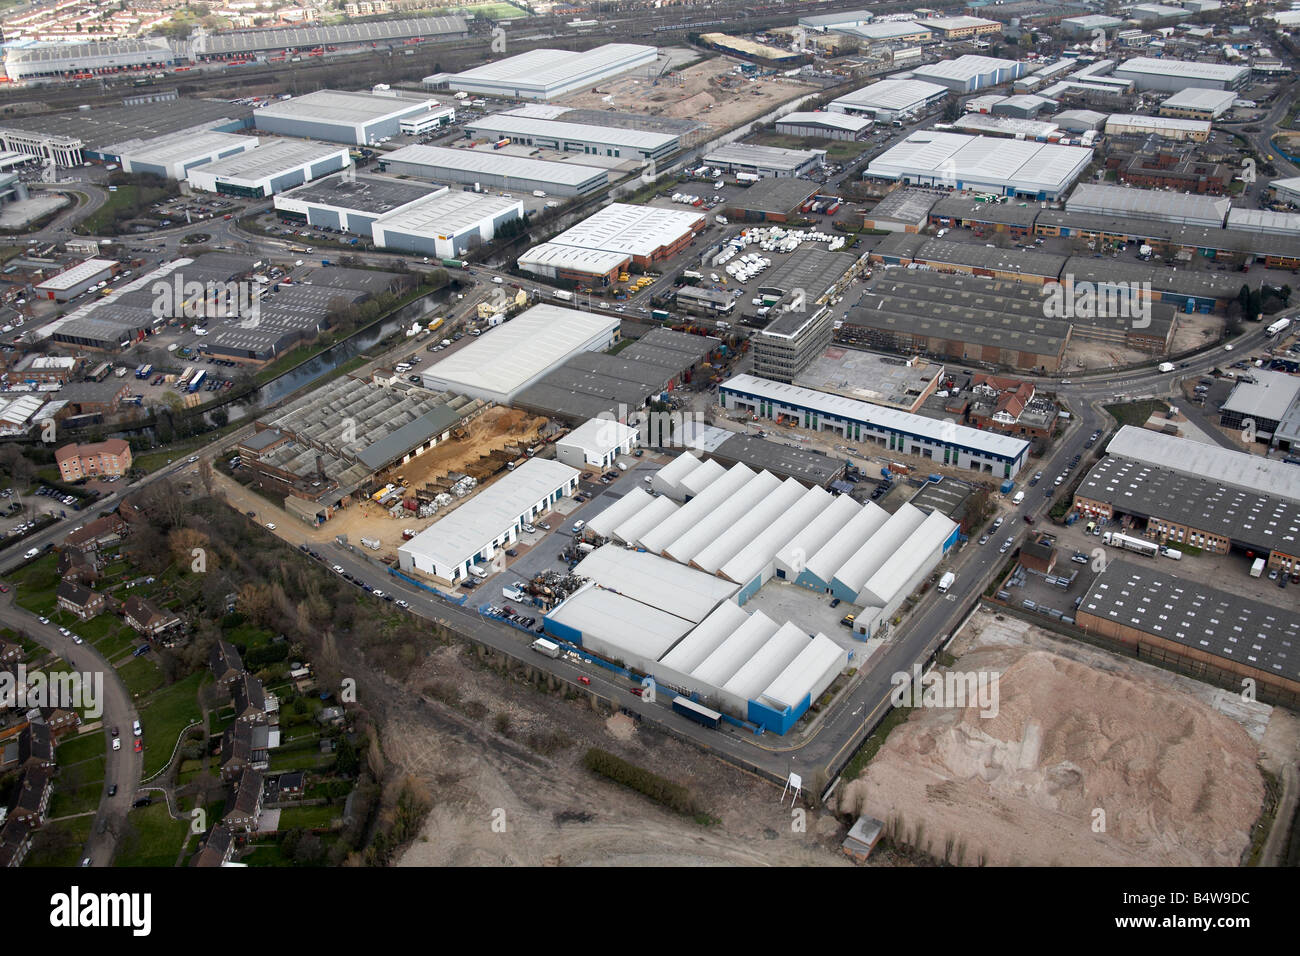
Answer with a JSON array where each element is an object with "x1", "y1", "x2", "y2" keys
[
  {"x1": 548, "y1": 584, "x2": 694, "y2": 663},
  {"x1": 189, "y1": 139, "x2": 347, "y2": 184},
  {"x1": 399, "y1": 457, "x2": 579, "y2": 573},
  {"x1": 690, "y1": 610, "x2": 781, "y2": 688},
  {"x1": 570, "y1": 545, "x2": 739, "y2": 624},
  {"x1": 721, "y1": 486, "x2": 837, "y2": 587},
  {"x1": 1066, "y1": 183, "x2": 1229, "y2": 226},
  {"x1": 584, "y1": 486, "x2": 655, "y2": 539},
  {"x1": 833, "y1": 503, "x2": 928, "y2": 596},
  {"x1": 857, "y1": 508, "x2": 957, "y2": 608},
  {"x1": 758, "y1": 634, "x2": 846, "y2": 712},
  {"x1": 658, "y1": 601, "x2": 751, "y2": 673},
  {"x1": 382, "y1": 144, "x2": 608, "y2": 188},
  {"x1": 676, "y1": 457, "x2": 727, "y2": 500},
  {"x1": 1105, "y1": 425, "x2": 1300, "y2": 503},
  {"x1": 804, "y1": 501, "x2": 891, "y2": 586},
  {"x1": 372, "y1": 190, "x2": 521, "y2": 236},
  {"x1": 420, "y1": 303, "x2": 618, "y2": 403},
  {"x1": 1113, "y1": 57, "x2": 1249, "y2": 84},
  {"x1": 691, "y1": 477, "x2": 809, "y2": 575},
  {"x1": 612, "y1": 493, "x2": 679, "y2": 545},
  {"x1": 465, "y1": 114, "x2": 678, "y2": 154},
  {"x1": 543, "y1": 203, "x2": 704, "y2": 260},
  {"x1": 560, "y1": 417, "x2": 640, "y2": 462},
  {"x1": 777, "y1": 111, "x2": 873, "y2": 133},
  {"x1": 866, "y1": 131, "x2": 1093, "y2": 196},
  {"x1": 640, "y1": 463, "x2": 756, "y2": 553},
  {"x1": 256, "y1": 89, "x2": 438, "y2": 125},
  {"x1": 516, "y1": 243, "x2": 631, "y2": 275},
  {"x1": 831, "y1": 79, "x2": 949, "y2": 115},
  {"x1": 36, "y1": 258, "x2": 117, "y2": 291},
  {"x1": 663, "y1": 470, "x2": 783, "y2": 566},
  {"x1": 721, "y1": 622, "x2": 809, "y2": 702},
  {"x1": 449, "y1": 43, "x2": 658, "y2": 99},
  {"x1": 652, "y1": 450, "x2": 703, "y2": 497}
]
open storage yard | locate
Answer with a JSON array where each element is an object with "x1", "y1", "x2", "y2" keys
[{"x1": 838, "y1": 608, "x2": 1297, "y2": 866}]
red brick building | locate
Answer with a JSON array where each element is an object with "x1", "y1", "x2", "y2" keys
[{"x1": 54, "y1": 439, "x2": 133, "y2": 481}]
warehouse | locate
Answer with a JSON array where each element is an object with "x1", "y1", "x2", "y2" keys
[
  {"x1": 1110, "y1": 57, "x2": 1249, "y2": 92},
  {"x1": 35, "y1": 259, "x2": 117, "y2": 302},
  {"x1": 378, "y1": 145, "x2": 608, "y2": 197},
  {"x1": 723, "y1": 178, "x2": 820, "y2": 224},
  {"x1": 1053, "y1": 109, "x2": 1109, "y2": 133},
  {"x1": 1104, "y1": 114, "x2": 1211, "y2": 142},
  {"x1": 513, "y1": 327, "x2": 719, "y2": 423},
  {"x1": 794, "y1": 346, "x2": 942, "y2": 412},
  {"x1": 1273, "y1": 177, "x2": 1300, "y2": 207},
  {"x1": 1060, "y1": 14, "x2": 1125, "y2": 34},
  {"x1": 912, "y1": 55, "x2": 1028, "y2": 93},
  {"x1": 871, "y1": 233, "x2": 1068, "y2": 283},
  {"x1": 1073, "y1": 425, "x2": 1300, "y2": 570},
  {"x1": 1225, "y1": 209, "x2": 1300, "y2": 238},
  {"x1": 930, "y1": 195, "x2": 1040, "y2": 236},
  {"x1": 399, "y1": 458, "x2": 580, "y2": 583},
  {"x1": 860, "y1": 187, "x2": 941, "y2": 233},
  {"x1": 115, "y1": 131, "x2": 258, "y2": 181},
  {"x1": 866, "y1": 131, "x2": 1092, "y2": 199},
  {"x1": 680, "y1": 427, "x2": 848, "y2": 488},
  {"x1": 923, "y1": 16, "x2": 1001, "y2": 38},
  {"x1": 533, "y1": 202, "x2": 705, "y2": 269},
  {"x1": 1217, "y1": 369, "x2": 1300, "y2": 440},
  {"x1": 254, "y1": 89, "x2": 442, "y2": 146},
  {"x1": 421, "y1": 304, "x2": 619, "y2": 404},
  {"x1": 400, "y1": 107, "x2": 457, "y2": 136},
  {"x1": 463, "y1": 114, "x2": 678, "y2": 163},
  {"x1": 47, "y1": 313, "x2": 149, "y2": 351},
  {"x1": 832, "y1": 21, "x2": 934, "y2": 46},
  {"x1": 369, "y1": 191, "x2": 522, "y2": 258},
  {"x1": 274, "y1": 173, "x2": 443, "y2": 238},
  {"x1": 954, "y1": 114, "x2": 1061, "y2": 140},
  {"x1": 799, "y1": 9, "x2": 875, "y2": 31},
  {"x1": 516, "y1": 244, "x2": 630, "y2": 287},
  {"x1": 1128, "y1": 3, "x2": 1192, "y2": 22},
  {"x1": 703, "y1": 143, "x2": 825, "y2": 179},
  {"x1": 1159, "y1": 87, "x2": 1237, "y2": 120},
  {"x1": 3, "y1": 38, "x2": 178, "y2": 82},
  {"x1": 1058, "y1": 256, "x2": 1243, "y2": 313},
  {"x1": 775, "y1": 112, "x2": 872, "y2": 141},
  {"x1": 827, "y1": 78, "x2": 949, "y2": 121},
  {"x1": 193, "y1": 16, "x2": 467, "y2": 58},
  {"x1": 187, "y1": 139, "x2": 351, "y2": 198},
  {"x1": 556, "y1": 418, "x2": 639, "y2": 470},
  {"x1": 720, "y1": 373, "x2": 1030, "y2": 478},
  {"x1": 1077, "y1": 560, "x2": 1300, "y2": 706},
  {"x1": 447, "y1": 44, "x2": 658, "y2": 101},
  {"x1": 1066, "y1": 183, "x2": 1228, "y2": 227}
]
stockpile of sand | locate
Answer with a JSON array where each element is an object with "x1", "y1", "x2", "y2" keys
[
  {"x1": 842, "y1": 649, "x2": 1264, "y2": 866},
  {"x1": 664, "y1": 91, "x2": 715, "y2": 118}
]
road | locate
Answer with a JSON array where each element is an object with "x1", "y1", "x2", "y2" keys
[{"x1": 0, "y1": 593, "x2": 140, "y2": 866}]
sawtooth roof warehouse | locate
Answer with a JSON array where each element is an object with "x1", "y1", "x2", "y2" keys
[{"x1": 720, "y1": 374, "x2": 1029, "y2": 478}]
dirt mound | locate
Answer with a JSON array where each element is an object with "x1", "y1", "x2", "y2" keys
[
  {"x1": 664, "y1": 91, "x2": 715, "y2": 118},
  {"x1": 842, "y1": 649, "x2": 1263, "y2": 866}
]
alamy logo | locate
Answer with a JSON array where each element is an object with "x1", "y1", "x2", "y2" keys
[
  {"x1": 50, "y1": 887, "x2": 151, "y2": 936},
  {"x1": 1042, "y1": 277, "x2": 1151, "y2": 329},
  {"x1": 594, "y1": 404, "x2": 705, "y2": 449},
  {"x1": 151, "y1": 277, "x2": 260, "y2": 329},
  {"x1": 889, "y1": 663, "x2": 999, "y2": 718},
  {"x1": 1, "y1": 664, "x2": 102, "y2": 719}
]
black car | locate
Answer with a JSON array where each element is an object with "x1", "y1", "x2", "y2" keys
[
  {"x1": 107, "y1": 784, "x2": 117, "y2": 797},
  {"x1": 830, "y1": 597, "x2": 841, "y2": 608},
  {"x1": 505, "y1": 548, "x2": 518, "y2": 557}
]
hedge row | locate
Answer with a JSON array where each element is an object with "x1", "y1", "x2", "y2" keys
[{"x1": 581, "y1": 747, "x2": 697, "y2": 816}]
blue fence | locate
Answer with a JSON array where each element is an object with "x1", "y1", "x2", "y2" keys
[
  {"x1": 477, "y1": 605, "x2": 540, "y2": 635},
  {"x1": 388, "y1": 567, "x2": 467, "y2": 606}
]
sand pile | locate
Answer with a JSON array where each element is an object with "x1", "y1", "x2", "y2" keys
[{"x1": 843, "y1": 649, "x2": 1263, "y2": 866}]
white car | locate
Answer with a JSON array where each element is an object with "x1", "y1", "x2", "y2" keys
[
  {"x1": 1224, "y1": 343, "x2": 1234, "y2": 351},
  {"x1": 71, "y1": 634, "x2": 82, "y2": 645},
  {"x1": 112, "y1": 737, "x2": 121, "y2": 751},
  {"x1": 332, "y1": 565, "x2": 345, "y2": 574},
  {"x1": 59, "y1": 627, "x2": 70, "y2": 637},
  {"x1": 187, "y1": 456, "x2": 198, "y2": 463},
  {"x1": 492, "y1": 276, "x2": 503, "y2": 284},
  {"x1": 372, "y1": 589, "x2": 385, "y2": 599},
  {"x1": 265, "y1": 522, "x2": 277, "y2": 530},
  {"x1": 395, "y1": 599, "x2": 410, "y2": 609},
  {"x1": 38, "y1": 616, "x2": 49, "y2": 625}
]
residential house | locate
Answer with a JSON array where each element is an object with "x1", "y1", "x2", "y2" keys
[
  {"x1": 55, "y1": 579, "x2": 106, "y2": 622},
  {"x1": 191, "y1": 824, "x2": 236, "y2": 867},
  {"x1": 967, "y1": 374, "x2": 1056, "y2": 439},
  {"x1": 220, "y1": 721, "x2": 270, "y2": 780},
  {"x1": 43, "y1": 708, "x2": 81, "y2": 741},
  {"x1": 231, "y1": 674, "x2": 268, "y2": 724},
  {"x1": 0, "y1": 639, "x2": 21, "y2": 669},
  {"x1": 209, "y1": 639, "x2": 244, "y2": 688},
  {"x1": 9, "y1": 767, "x2": 53, "y2": 827},
  {"x1": 62, "y1": 514, "x2": 129, "y2": 553},
  {"x1": 272, "y1": 771, "x2": 304, "y2": 801},
  {"x1": 18, "y1": 721, "x2": 54, "y2": 771},
  {"x1": 122, "y1": 595, "x2": 181, "y2": 637},
  {"x1": 222, "y1": 768, "x2": 265, "y2": 832},
  {"x1": 57, "y1": 548, "x2": 100, "y2": 585},
  {"x1": 0, "y1": 820, "x2": 32, "y2": 868}
]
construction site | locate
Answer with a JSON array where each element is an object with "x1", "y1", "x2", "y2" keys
[
  {"x1": 555, "y1": 54, "x2": 818, "y2": 132},
  {"x1": 836, "y1": 607, "x2": 1297, "y2": 867}
]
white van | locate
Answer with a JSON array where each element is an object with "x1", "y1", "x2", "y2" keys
[
  {"x1": 571, "y1": 520, "x2": 586, "y2": 534},
  {"x1": 468, "y1": 565, "x2": 489, "y2": 579},
  {"x1": 1012, "y1": 490, "x2": 1024, "y2": 505}
]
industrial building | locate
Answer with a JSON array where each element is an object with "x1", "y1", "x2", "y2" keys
[
  {"x1": 923, "y1": 15, "x2": 1001, "y2": 38},
  {"x1": 827, "y1": 78, "x2": 949, "y2": 121},
  {"x1": 869, "y1": 233, "x2": 1068, "y2": 282},
  {"x1": 35, "y1": 259, "x2": 117, "y2": 302},
  {"x1": 515, "y1": 244, "x2": 631, "y2": 287},
  {"x1": 1065, "y1": 183, "x2": 1229, "y2": 227},
  {"x1": 722, "y1": 178, "x2": 820, "y2": 225},
  {"x1": 250, "y1": 375, "x2": 482, "y2": 524},
  {"x1": 525, "y1": 203, "x2": 705, "y2": 270},
  {"x1": 193, "y1": 16, "x2": 467, "y2": 58},
  {"x1": 399, "y1": 458, "x2": 580, "y2": 583},
  {"x1": 556, "y1": 418, "x2": 640, "y2": 470},
  {"x1": 860, "y1": 187, "x2": 941, "y2": 233},
  {"x1": 1217, "y1": 369, "x2": 1300, "y2": 441},
  {"x1": 703, "y1": 143, "x2": 825, "y2": 179},
  {"x1": 253, "y1": 90, "x2": 443, "y2": 146},
  {"x1": 1110, "y1": 57, "x2": 1249, "y2": 92},
  {"x1": 1077, "y1": 560, "x2": 1299, "y2": 706},
  {"x1": 775, "y1": 112, "x2": 872, "y2": 141},
  {"x1": 1060, "y1": 14, "x2": 1125, "y2": 34},
  {"x1": 420, "y1": 304, "x2": 620, "y2": 404},
  {"x1": 1159, "y1": 87, "x2": 1237, "y2": 120},
  {"x1": 187, "y1": 139, "x2": 351, "y2": 198},
  {"x1": 675, "y1": 423, "x2": 847, "y2": 488},
  {"x1": 378, "y1": 145, "x2": 608, "y2": 197},
  {"x1": 400, "y1": 106, "x2": 456, "y2": 136},
  {"x1": 1104, "y1": 114, "x2": 1211, "y2": 142},
  {"x1": 1073, "y1": 425, "x2": 1300, "y2": 571},
  {"x1": 798, "y1": 9, "x2": 875, "y2": 31},
  {"x1": 866, "y1": 131, "x2": 1092, "y2": 199},
  {"x1": 114, "y1": 131, "x2": 257, "y2": 180},
  {"x1": 749, "y1": 247, "x2": 864, "y2": 381},
  {"x1": 720, "y1": 374, "x2": 1030, "y2": 478},
  {"x1": 0, "y1": 97, "x2": 253, "y2": 167},
  {"x1": 447, "y1": 44, "x2": 658, "y2": 101},
  {"x1": 273, "y1": 173, "x2": 443, "y2": 238},
  {"x1": 912, "y1": 55, "x2": 1028, "y2": 93},
  {"x1": 3, "y1": 38, "x2": 178, "y2": 82},
  {"x1": 833, "y1": 20, "x2": 934, "y2": 45},
  {"x1": 463, "y1": 114, "x2": 678, "y2": 163},
  {"x1": 369, "y1": 191, "x2": 523, "y2": 258},
  {"x1": 513, "y1": 327, "x2": 719, "y2": 422},
  {"x1": 1273, "y1": 177, "x2": 1300, "y2": 207}
]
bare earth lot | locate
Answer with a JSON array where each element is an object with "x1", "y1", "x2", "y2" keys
[
  {"x1": 840, "y1": 609, "x2": 1275, "y2": 867},
  {"x1": 393, "y1": 644, "x2": 846, "y2": 867}
]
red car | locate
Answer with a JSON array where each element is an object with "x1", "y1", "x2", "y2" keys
[
  {"x1": 133, "y1": 739, "x2": 143, "y2": 753},
  {"x1": 578, "y1": 676, "x2": 591, "y2": 686},
  {"x1": 0, "y1": 585, "x2": 8, "y2": 593},
  {"x1": 631, "y1": 687, "x2": 644, "y2": 697}
]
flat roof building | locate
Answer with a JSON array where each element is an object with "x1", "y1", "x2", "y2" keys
[
  {"x1": 379, "y1": 144, "x2": 608, "y2": 197},
  {"x1": 827, "y1": 78, "x2": 949, "y2": 121},
  {"x1": 117, "y1": 131, "x2": 257, "y2": 181},
  {"x1": 187, "y1": 139, "x2": 351, "y2": 198},
  {"x1": 35, "y1": 259, "x2": 117, "y2": 302},
  {"x1": 421, "y1": 304, "x2": 620, "y2": 404},
  {"x1": 703, "y1": 143, "x2": 826, "y2": 179},
  {"x1": 370, "y1": 191, "x2": 523, "y2": 259},
  {"x1": 254, "y1": 89, "x2": 442, "y2": 146},
  {"x1": 912, "y1": 55, "x2": 1028, "y2": 93},
  {"x1": 194, "y1": 16, "x2": 467, "y2": 57},
  {"x1": 1159, "y1": 87, "x2": 1237, "y2": 120},
  {"x1": 463, "y1": 113, "x2": 678, "y2": 163},
  {"x1": 866, "y1": 131, "x2": 1092, "y2": 199},
  {"x1": 794, "y1": 346, "x2": 942, "y2": 412},
  {"x1": 3, "y1": 38, "x2": 177, "y2": 82},
  {"x1": 398, "y1": 458, "x2": 580, "y2": 583},
  {"x1": 448, "y1": 44, "x2": 658, "y2": 101},
  {"x1": 860, "y1": 187, "x2": 942, "y2": 233},
  {"x1": 273, "y1": 173, "x2": 443, "y2": 239},
  {"x1": 1105, "y1": 114, "x2": 1211, "y2": 142},
  {"x1": 775, "y1": 112, "x2": 872, "y2": 141},
  {"x1": 528, "y1": 202, "x2": 704, "y2": 269},
  {"x1": 1066, "y1": 183, "x2": 1229, "y2": 227},
  {"x1": 1111, "y1": 57, "x2": 1250, "y2": 91},
  {"x1": 833, "y1": 21, "x2": 934, "y2": 45},
  {"x1": 556, "y1": 418, "x2": 639, "y2": 470},
  {"x1": 721, "y1": 373, "x2": 1029, "y2": 478}
]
